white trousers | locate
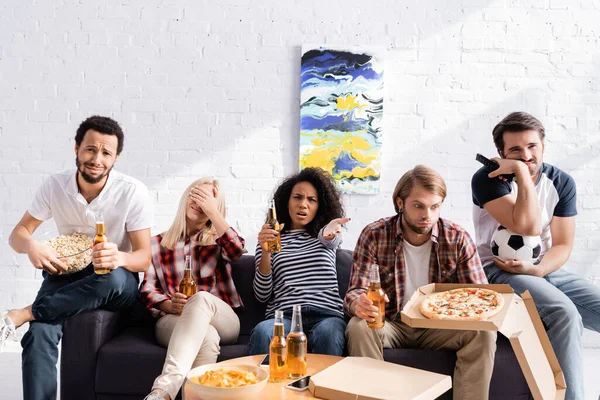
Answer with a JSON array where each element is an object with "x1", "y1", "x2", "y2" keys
[{"x1": 152, "y1": 291, "x2": 240, "y2": 399}]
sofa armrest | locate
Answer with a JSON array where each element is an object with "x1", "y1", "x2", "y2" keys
[{"x1": 60, "y1": 309, "x2": 125, "y2": 400}]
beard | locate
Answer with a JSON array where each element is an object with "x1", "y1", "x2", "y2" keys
[
  {"x1": 524, "y1": 159, "x2": 541, "y2": 177},
  {"x1": 75, "y1": 157, "x2": 112, "y2": 184},
  {"x1": 405, "y1": 220, "x2": 433, "y2": 235},
  {"x1": 402, "y1": 213, "x2": 434, "y2": 235}
]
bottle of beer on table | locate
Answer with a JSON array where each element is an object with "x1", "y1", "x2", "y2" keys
[
  {"x1": 266, "y1": 199, "x2": 282, "y2": 253},
  {"x1": 366, "y1": 264, "x2": 386, "y2": 329},
  {"x1": 269, "y1": 310, "x2": 287, "y2": 383},
  {"x1": 286, "y1": 305, "x2": 307, "y2": 378},
  {"x1": 93, "y1": 211, "x2": 110, "y2": 275},
  {"x1": 178, "y1": 255, "x2": 197, "y2": 298}
]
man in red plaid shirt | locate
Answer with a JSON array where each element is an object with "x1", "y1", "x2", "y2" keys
[{"x1": 345, "y1": 165, "x2": 497, "y2": 400}]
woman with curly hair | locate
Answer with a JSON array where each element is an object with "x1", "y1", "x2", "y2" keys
[{"x1": 248, "y1": 167, "x2": 350, "y2": 356}]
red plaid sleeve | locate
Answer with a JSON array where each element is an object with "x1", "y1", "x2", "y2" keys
[
  {"x1": 216, "y1": 227, "x2": 246, "y2": 262},
  {"x1": 140, "y1": 236, "x2": 170, "y2": 317},
  {"x1": 456, "y1": 229, "x2": 487, "y2": 284}
]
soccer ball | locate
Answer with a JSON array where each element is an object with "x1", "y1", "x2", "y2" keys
[{"x1": 490, "y1": 226, "x2": 542, "y2": 263}]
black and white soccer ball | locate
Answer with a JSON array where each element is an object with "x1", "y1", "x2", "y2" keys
[{"x1": 491, "y1": 225, "x2": 542, "y2": 263}]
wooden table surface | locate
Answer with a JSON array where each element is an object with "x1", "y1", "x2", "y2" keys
[{"x1": 183, "y1": 353, "x2": 343, "y2": 399}]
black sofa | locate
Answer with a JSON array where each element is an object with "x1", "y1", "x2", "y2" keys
[{"x1": 60, "y1": 250, "x2": 532, "y2": 400}]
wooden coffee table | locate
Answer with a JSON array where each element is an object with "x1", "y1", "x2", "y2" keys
[{"x1": 183, "y1": 354, "x2": 343, "y2": 399}]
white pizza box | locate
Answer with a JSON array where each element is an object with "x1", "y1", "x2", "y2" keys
[
  {"x1": 308, "y1": 357, "x2": 451, "y2": 400},
  {"x1": 401, "y1": 283, "x2": 565, "y2": 400},
  {"x1": 401, "y1": 283, "x2": 517, "y2": 331}
]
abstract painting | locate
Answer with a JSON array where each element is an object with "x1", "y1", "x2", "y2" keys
[{"x1": 299, "y1": 45, "x2": 384, "y2": 194}]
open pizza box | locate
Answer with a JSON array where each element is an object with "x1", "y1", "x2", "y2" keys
[{"x1": 401, "y1": 283, "x2": 566, "y2": 400}]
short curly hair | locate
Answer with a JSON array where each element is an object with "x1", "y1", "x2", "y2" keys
[
  {"x1": 75, "y1": 116, "x2": 124, "y2": 155},
  {"x1": 272, "y1": 167, "x2": 345, "y2": 237}
]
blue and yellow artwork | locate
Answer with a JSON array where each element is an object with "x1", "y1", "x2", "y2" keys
[{"x1": 300, "y1": 45, "x2": 384, "y2": 194}]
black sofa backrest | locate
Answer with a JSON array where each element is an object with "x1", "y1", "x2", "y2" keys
[
  {"x1": 229, "y1": 254, "x2": 266, "y2": 336},
  {"x1": 230, "y1": 249, "x2": 354, "y2": 336}
]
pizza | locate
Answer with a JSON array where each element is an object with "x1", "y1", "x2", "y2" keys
[{"x1": 419, "y1": 288, "x2": 504, "y2": 321}]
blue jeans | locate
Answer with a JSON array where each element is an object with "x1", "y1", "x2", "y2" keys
[
  {"x1": 485, "y1": 263, "x2": 600, "y2": 400},
  {"x1": 248, "y1": 306, "x2": 346, "y2": 356},
  {"x1": 21, "y1": 264, "x2": 138, "y2": 400}
]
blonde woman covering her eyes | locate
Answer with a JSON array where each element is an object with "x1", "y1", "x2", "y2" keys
[{"x1": 140, "y1": 178, "x2": 246, "y2": 400}]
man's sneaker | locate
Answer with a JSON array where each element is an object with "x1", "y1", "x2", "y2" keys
[
  {"x1": 143, "y1": 389, "x2": 170, "y2": 400},
  {"x1": 0, "y1": 314, "x2": 17, "y2": 352}
]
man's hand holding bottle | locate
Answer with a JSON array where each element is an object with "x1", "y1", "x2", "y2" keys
[{"x1": 352, "y1": 292, "x2": 389, "y2": 323}]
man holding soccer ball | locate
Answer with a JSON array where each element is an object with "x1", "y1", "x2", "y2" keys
[{"x1": 471, "y1": 111, "x2": 600, "y2": 400}]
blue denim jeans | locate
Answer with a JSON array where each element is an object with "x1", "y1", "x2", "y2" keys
[
  {"x1": 21, "y1": 264, "x2": 138, "y2": 400},
  {"x1": 248, "y1": 306, "x2": 346, "y2": 356},
  {"x1": 485, "y1": 263, "x2": 600, "y2": 400}
]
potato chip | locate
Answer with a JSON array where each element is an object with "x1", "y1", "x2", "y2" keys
[{"x1": 190, "y1": 368, "x2": 259, "y2": 388}]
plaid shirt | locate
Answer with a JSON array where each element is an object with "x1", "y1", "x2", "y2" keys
[
  {"x1": 344, "y1": 214, "x2": 487, "y2": 320},
  {"x1": 140, "y1": 227, "x2": 246, "y2": 318}
]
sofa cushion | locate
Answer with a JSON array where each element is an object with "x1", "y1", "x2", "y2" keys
[
  {"x1": 216, "y1": 343, "x2": 250, "y2": 361},
  {"x1": 335, "y1": 248, "x2": 352, "y2": 297},
  {"x1": 489, "y1": 335, "x2": 531, "y2": 399},
  {"x1": 96, "y1": 330, "x2": 254, "y2": 396},
  {"x1": 96, "y1": 327, "x2": 165, "y2": 395},
  {"x1": 230, "y1": 254, "x2": 268, "y2": 336}
]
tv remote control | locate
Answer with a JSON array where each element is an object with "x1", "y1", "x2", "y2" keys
[{"x1": 476, "y1": 153, "x2": 515, "y2": 182}]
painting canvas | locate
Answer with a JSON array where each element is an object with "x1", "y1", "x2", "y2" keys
[{"x1": 299, "y1": 45, "x2": 384, "y2": 194}]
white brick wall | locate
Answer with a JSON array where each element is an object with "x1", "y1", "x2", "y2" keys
[{"x1": 1, "y1": 0, "x2": 600, "y2": 312}]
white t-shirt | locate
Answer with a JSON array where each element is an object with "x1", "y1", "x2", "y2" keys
[
  {"x1": 401, "y1": 239, "x2": 432, "y2": 308},
  {"x1": 28, "y1": 169, "x2": 153, "y2": 252}
]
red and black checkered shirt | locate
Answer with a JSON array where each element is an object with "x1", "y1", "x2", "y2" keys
[
  {"x1": 140, "y1": 227, "x2": 246, "y2": 318},
  {"x1": 344, "y1": 215, "x2": 487, "y2": 320}
]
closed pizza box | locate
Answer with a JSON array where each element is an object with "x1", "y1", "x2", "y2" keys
[
  {"x1": 308, "y1": 357, "x2": 451, "y2": 400},
  {"x1": 401, "y1": 284, "x2": 565, "y2": 400}
]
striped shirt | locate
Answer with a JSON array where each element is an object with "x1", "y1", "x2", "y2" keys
[
  {"x1": 344, "y1": 215, "x2": 487, "y2": 320},
  {"x1": 140, "y1": 227, "x2": 246, "y2": 318},
  {"x1": 253, "y1": 229, "x2": 344, "y2": 319}
]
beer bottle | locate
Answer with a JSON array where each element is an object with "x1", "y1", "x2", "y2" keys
[
  {"x1": 366, "y1": 264, "x2": 386, "y2": 329},
  {"x1": 268, "y1": 310, "x2": 287, "y2": 383},
  {"x1": 285, "y1": 305, "x2": 307, "y2": 378},
  {"x1": 93, "y1": 211, "x2": 111, "y2": 275},
  {"x1": 266, "y1": 199, "x2": 282, "y2": 253},
  {"x1": 178, "y1": 255, "x2": 197, "y2": 298}
]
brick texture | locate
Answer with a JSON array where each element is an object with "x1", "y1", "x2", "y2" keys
[{"x1": 1, "y1": 0, "x2": 600, "y2": 313}]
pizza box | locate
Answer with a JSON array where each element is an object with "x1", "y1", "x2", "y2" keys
[
  {"x1": 401, "y1": 283, "x2": 517, "y2": 331},
  {"x1": 401, "y1": 284, "x2": 565, "y2": 400},
  {"x1": 308, "y1": 357, "x2": 451, "y2": 400}
]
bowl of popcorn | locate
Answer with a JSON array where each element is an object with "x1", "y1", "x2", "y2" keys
[
  {"x1": 39, "y1": 226, "x2": 95, "y2": 274},
  {"x1": 185, "y1": 364, "x2": 269, "y2": 400}
]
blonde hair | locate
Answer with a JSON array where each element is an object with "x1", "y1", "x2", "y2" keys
[
  {"x1": 392, "y1": 165, "x2": 447, "y2": 213},
  {"x1": 161, "y1": 177, "x2": 226, "y2": 249}
]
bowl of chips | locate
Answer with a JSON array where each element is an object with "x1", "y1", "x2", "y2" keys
[
  {"x1": 38, "y1": 226, "x2": 95, "y2": 274},
  {"x1": 186, "y1": 364, "x2": 269, "y2": 400}
]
